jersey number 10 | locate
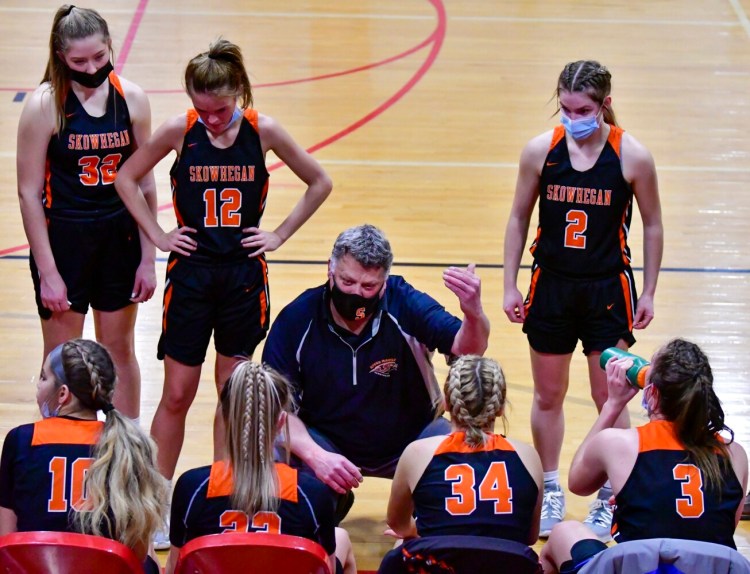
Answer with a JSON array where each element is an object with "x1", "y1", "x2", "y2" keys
[{"x1": 47, "y1": 456, "x2": 94, "y2": 512}]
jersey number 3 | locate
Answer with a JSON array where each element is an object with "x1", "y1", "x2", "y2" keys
[
  {"x1": 444, "y1": 461, "x2": 513, "y2": 516},
  {"x1": 48, "y1": 456, "x2": 94, "y2": 512},
  {"x1": 673, "y1": 463, "x2": 705, "y2": 518}
]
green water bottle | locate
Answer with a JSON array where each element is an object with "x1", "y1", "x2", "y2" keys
[{"x1": 599, "y1": 347, "x2": 650, "y2": 389}]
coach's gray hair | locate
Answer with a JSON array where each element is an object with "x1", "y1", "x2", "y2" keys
[{"x1": 330, "y1": 224, "x2": 393, "y2": 273}]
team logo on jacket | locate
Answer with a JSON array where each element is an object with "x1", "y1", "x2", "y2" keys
[{"x1": 370, "y1": 358, "x2": 398, "y2": 377}]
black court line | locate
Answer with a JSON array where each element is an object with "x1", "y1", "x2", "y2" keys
[{"x1": 2, "y1": 254, "x2": 749, "y2": 274}]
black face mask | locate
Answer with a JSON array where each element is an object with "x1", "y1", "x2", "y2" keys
[
  {"x1": 330, "y1": 280, "x2": 380, "y2": 321},
  {"x1": 69, "y1": 61, "x2": 113, "y2": 88}
]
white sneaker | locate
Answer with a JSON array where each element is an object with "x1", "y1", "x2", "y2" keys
[
  {"x1": 539, "y1": 484, "x2": 566, "y2": 538},
  {"x1": 153, "y1": 520, "x2": 170, "y2": 551},
  {"x1": 583, "y1": 497, "x2": 614, "y2": 542}
]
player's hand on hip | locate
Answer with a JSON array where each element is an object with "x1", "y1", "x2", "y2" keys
[
  {"x1": 40, "y1": 271, "x2": 70, "y2": 313},
  {"x1": 443, "y1": 263, "x2": 483, "y2": 317},
  {"x1": 309, "y1": 451, "x2": 363, "y2": 494},
  {"x1": 242, "y1": 227, "x2": 282, "y2": 257},
  {"x1": 158, "y1": 226, "x2": 197, "y2": 256},
  {"x1": 130, "y1": 260, "x2": 157, "y2": 303},
  {"x1": 503, "y1": 287, "x2": 526, "y2": 323}
]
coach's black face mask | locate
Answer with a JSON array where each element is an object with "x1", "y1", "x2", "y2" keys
[
  {"x1": 69, "y1": 61, "x2": 113, "y2": 88},
  {"x1": 329, "y1": 280, "x2": 380, "y2": 322}
]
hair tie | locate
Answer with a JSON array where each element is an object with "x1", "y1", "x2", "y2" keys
[
  {"x1": 101, "y1": 403, "x2": 115, "y2": 414},
  {"x1": 64, "y1": 5, "x2": 76, "y2": 16}
]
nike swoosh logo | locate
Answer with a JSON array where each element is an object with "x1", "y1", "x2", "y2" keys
[
  {"x1": 546, "y1": 162, "x2": 558, "y2": 167},
  {"x1": 65, "y1": 113, "x2": 75, "y2": 118},
  {"x1": 188, "y1": 143, "x2": 198, "y2": 148},
  {"x1": 607, "y1": 303, "x2": 614, "y2": 310}
]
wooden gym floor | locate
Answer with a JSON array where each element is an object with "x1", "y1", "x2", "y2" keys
[{"x1": 0, "y1": 0, "x2": 749, "y2": 569}]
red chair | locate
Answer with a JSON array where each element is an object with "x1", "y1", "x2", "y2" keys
[
  {"x1": 174, "y1": 532, "x2": 331, "y2": 574},
  {"x1": 0, "y1": 531, "x2": 144, "y2": 573}
]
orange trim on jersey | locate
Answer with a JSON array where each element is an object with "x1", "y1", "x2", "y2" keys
[
  {"x1": 607, "y1": 125, "x2": 624, "y2": 159},
  {"x1": 44, "y1": 158, "x2": 53, "y2": 209},
  {"x1": 167, "y1": 258, "x2": 179, "y2": 274},
  {"x1": 549, "y1": 125, "x2": 565, "y2": 151},
  {"x1": 528, "y1": 226, "x2": 541, "y2": 256},
  {"x1": 619, "y1": 207, "x2": 630, "y2": 266},
  {"x1": 619, "y1": 271, "x2": 634, "y2": 331},
  {"x1": 108, "y1": 72, "x2": 125, "y2": 99},
  {"x1": 258, "y1": 256, "x2": 269, "y2": 328},
  {"x1": 207, "y1": 461, "x2": 299, "y2": 502},
  {"x1": 434, "y1": 431, "x2": 516, "y2": 456},
  {"x1": 162, "y1": 282, "x2": 173, "y2": 332},
  {"x1": 259, "y1": 179, "x2": 270, "y2": 213},
  {"x1": 186, "y1": 110, "x2": 200, "y2": 134},
  {"x1": 523, "y1": 266, "x2": 541, "y2": 313},
  {"x1": 31, "y1": 418, "x2": 103, "y2": 446},
  {"x1": 243, "y1": 108, "x2": 259, "y2": 132},
  {"x1": 637, "y1": 420, "x2": 683, "y2": 452}
]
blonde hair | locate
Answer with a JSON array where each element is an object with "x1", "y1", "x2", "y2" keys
[
  {"x1": 444, "y1": 356, "x2": 508, "y2": 448},
  {"x1": 53, "y1": 339, "x2": 167, "y2": 552},
  {"x1": 221, "y1": 361, "x2": 294, "y2": 514},
  {"x1": 185, "y1": 38, "x2": 253, "y2": 109},
  {"x1": 43, "y1": 5, "x2": 113, "y2": 132}
]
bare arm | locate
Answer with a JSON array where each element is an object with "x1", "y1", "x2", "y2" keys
[
  {"x1": 507, "y1": 438, "x2": 543, "y2": 545},
  {"x1": 568, "y1": 357, "x2": 638, "y2": 495},
  {"x1": 502, "y1": 134, "x2": 547, "y2": 323},
  {"x1": 242, "y1": 114, "x2": 332, "y2": 257},
  {"x1": 623, "y1": 134, "x2": 663, "y2": 329},
  {"x1": 729, "y1": 441, "x2": 748, "y2": 526},
  {"x1": 287, "y1": 413, "x2": 362, "y2": 494},
  {"x1": 446, "y1": 263, "x2": 490, "y2": 356},
  {"x1": 114, "y1": 116, "x2": 197, "y2": 256},
  {"x1": 165, "y1": 546, "x2": 179, "y2": 574},
  {"x1": 16, "y1": 86, "x2": 70, "y2": 313},
  {"x1": 0, "y1": 507, "x2": 17, "y2": 535},
  {"x1": 121, "y1": 77, "x2": 158, "y2": 302},
  {"x1": 386, "y1": 440, "x2": 436, "y2": 539}
]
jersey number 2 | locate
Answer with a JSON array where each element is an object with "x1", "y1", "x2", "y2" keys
[
  {"x1": 564, "y1": 209, "x2": 588, "y2": 249},
  {"x1": 673, "y1": 463, "x2": 705, "y2": 518},
  {"x1": 444, "y1": 461, "x2": 513, "y2": 515},
  {"x1": 48, "y1": 456, "x2": 94, "y2": 512},
  {"x1": 204, "y1": 188, "x2": 242, "y2": 227}
]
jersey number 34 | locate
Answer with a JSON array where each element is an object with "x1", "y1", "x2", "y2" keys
[{"x1": 444, "y1": 461, "x2": 513, "y2": 516}]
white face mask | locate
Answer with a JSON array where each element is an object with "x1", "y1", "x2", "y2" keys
[
  {"x1": 641, "y1": 383, "x2": 653, "y2": 415},
  {"x1": 560, "y1": 108, "x2": 602, "y2": 140},
  {"x1": 40, "y1": 388, "x2": 61, "y2": 419}
]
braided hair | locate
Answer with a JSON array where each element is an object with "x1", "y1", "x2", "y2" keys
[
  {"x1": 221, "y1": 360, "x2": 295, "y2": 515},
  {"x1": 53, "y1": 339, "x2": 168, "y2": 556},
  {"x1": 444, "y1": 356, "x2": 508, "y2": 448},
  {"x1": 556, "y1": 60, "x2": 617, "y2": 126},
  {"x1": 649, "y1": 338, "x2": 734, "y2": 492}
]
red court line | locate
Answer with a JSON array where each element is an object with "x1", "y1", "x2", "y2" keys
[
  {"x1": 2, "y1": 0, "x2": 447, "y2": 253},
  {"x1": 115, "y1": 0, "x2": 149, "y2": 75}
]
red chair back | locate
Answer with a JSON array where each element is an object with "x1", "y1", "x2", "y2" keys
[
  {"x1": 174, "y1": 532, "x2": 331, "y2": 574},
  {"x1": 0, "y1": 531, "x2": 144, "y2": 573}
]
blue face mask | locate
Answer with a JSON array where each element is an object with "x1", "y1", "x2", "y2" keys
[
  {"x1": 41, "y1": 391, "x2": 61, "y2": 419},
  {"x1": 197, "y1": 107, "x2": 242, "y2": 131},
  {"x1": 641, "y1": 383, "x2": 652, "y2": 415},
  {"x1": 561, "y1": 109, "x2": 601, "y2": 140}
]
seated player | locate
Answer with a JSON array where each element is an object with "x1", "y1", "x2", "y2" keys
[
  {"x1": 540, "y1": 338, "x2": 748, "y2": 574},
  {"x1": 386, "y1": 355, "x2": 543, "y2": 545},
  {"x1": 0, "y1": 339, "x2": 168, "y2": 573},
  {"x1": 167, "y1": 361, "x2": 356, "y2": 574}
]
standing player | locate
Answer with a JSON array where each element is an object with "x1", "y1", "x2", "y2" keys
[
  {"x1": 386, "y1": 355, "x2": 542, "y2": 545},
  {"x1": 166, "y1": 361, "x2": 355, "y2": 574},
  {"x1": 114, "y1": 38, "x2": 331, "y2": 544},
  {"x1": 0, "y1": 339, "x2": 167, "y2": 573},
  {"x1": 503, "y1": 60, "x2": 664, "y2": 539},
  {"x1": 16, "y1": 5, "x2": 158, "y2": 419},
  {"x1": 540, "y1": 339, "x2": 747, "y2": 573}
]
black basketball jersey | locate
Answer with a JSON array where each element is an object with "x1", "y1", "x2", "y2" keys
[
  {"x1": 0, "y1": 417, "x2": 103, "y2": 532},
  {"x1": 170, "y1": 461, "x2": 336, "y2": 555},
  {"x1": 613, "y1": 420, "x2": 743, "y2": 549},
  {"x1": 44, "y1": 73, "x2": 134, "y2": 215},
  {"x1": 411, "y1": 432, "x2": 538, "y2": 543},
  {"x1": 530, "y1": 124, "x2": 633, "y2": 278},
  {"x1": 169, "y1": 109, "x2": 270, "y2": 262}
]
